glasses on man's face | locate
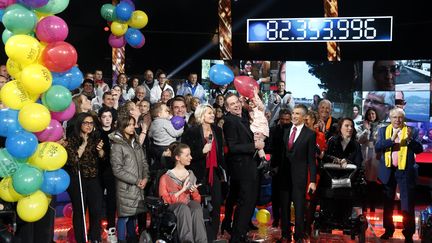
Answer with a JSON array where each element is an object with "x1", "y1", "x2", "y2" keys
[
  {"x1": 82, "y1": 121, "x2": 94, "y2": 126},
  {"x1": 364, "y1": 98, "x2": 386, "y2": 106},
  {"x1": 375, "y1": 65, "x2": 400, "y2": 75}
]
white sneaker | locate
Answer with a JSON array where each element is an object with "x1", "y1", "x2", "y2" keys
[{"x1": 107, "y1": 227, "x2": 118, "y2": 243}]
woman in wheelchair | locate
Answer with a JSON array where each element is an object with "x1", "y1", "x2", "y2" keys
[
  {"x1": 159, "y1": 143, "x2": 208, "y2": 243},
  {"x1": 321, "y1": 117, "x2": 364, "y2": 215},
  {"x1": 324, "y1": 118, "x2": 363, "y2": 168}
]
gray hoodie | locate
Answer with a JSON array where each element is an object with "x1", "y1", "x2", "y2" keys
[{"x1": 148, "y1": 117, "x2": 184, "y2": 146}]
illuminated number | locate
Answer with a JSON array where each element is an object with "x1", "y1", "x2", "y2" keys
[
  {"x1": 337, "y1": 19, "x2": 349, "y2": 40},
  {"x1": 308, "y1": 20, "x2": 320, "y2": 40},
  {"x1": 279, "y1": 20, "x2": 291, "y2": 40},
  {"x1": 322, "y1": 19, "x2": 333, "y2": 40},
  {"x1": 351, "y1": 18, "x2": 363, "y2": 39},
  {"x1": 296, "y1": 19, "x2": 307, "y2": 40},
  {"x1": 266, "y1": 21, "x2": 278, "y2": 40},
  {"x1": 364, "y1": 18, "x2": 377, "y2": 39}
]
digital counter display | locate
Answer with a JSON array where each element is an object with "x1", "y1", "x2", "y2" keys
[{"x1": 247, "y1": 16, "x2": 392, "y2": 43}]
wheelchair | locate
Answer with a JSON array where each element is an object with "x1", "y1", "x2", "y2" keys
[
  {"x1": 140, "y1": 169, "x2": 213, "y2": 243},
  {"x1": 139, "y1": 196, "x2": 179, "y2": 243},
  {"x1": 312, "y1": 163, "x2": 368, "y2": 243},
  {"x1": 0, "y1": 202, "x2": 16, "y2": 243}
]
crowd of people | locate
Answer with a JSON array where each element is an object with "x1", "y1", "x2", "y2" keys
[{"x1": 0, "y1": 64, "x2": 423, "y2": 243}]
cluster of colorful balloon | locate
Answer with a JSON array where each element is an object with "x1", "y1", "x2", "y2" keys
[
  {"x1": 0, "y1": 0, "x2": 78, "y2": 223},
  {"x1": 100, "y1": 0, "x2": 148, "y2": 48},
  {"x1": 208, "y1": 64, "x2": 259, "y2": 98}
]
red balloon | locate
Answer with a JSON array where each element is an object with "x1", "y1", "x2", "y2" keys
[
  {"x1": 41, "y1": 41, "x2": 78, "y2": 72},
  {"x1": 233, "y1": 76, "x2": 259, "y2": 98}
]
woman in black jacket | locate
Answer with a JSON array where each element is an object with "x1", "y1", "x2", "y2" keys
[{"x1": 181, "y1": 104, "x2": 226, "y2": 242}]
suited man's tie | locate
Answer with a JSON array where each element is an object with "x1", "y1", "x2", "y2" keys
[{"x1": 288, "y1": 127, "x2": 297, "y2": 150}]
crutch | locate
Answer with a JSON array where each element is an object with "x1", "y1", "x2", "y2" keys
[{"x1": 77, "y1": 161, "x2": 88, "y2": 242}]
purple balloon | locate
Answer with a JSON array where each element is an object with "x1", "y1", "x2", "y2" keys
[
  {"x1": 50, "y1": 102, "x2": 75, "y2": 122},
  {"x1": 108, "y1": 34, "x2": 126, "y2": 48},
  {"x1": 34, "y1": 119, "x2": 64, "y2": 142},
  {"x1": 171, "y1": 116, "x2": 185, "y2": 130},
  {"x1": 35, "y1": 16, "x2": 68, "y2": 43},
  {"x1": 17, "y1": 0, "x2": 48, "y2": 8}
]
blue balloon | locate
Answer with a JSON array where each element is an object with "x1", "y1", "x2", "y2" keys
[
  {"x1": 51, "y1": 66, "x2": 83, "y2": 91},
  {"x1": 0, "y1": 9, "x2": 5, "y2": 23},
  {"x1": 125, "y1": 28, "x2": 143, "y2": 47},
  {"x1": 63, "y1": 66, "x2": 83, "y2": 90},
  {"x1": 5, "y1": 131, "x2": 38, "y2": 158},
  {"x1": 115, "y1": 1, "x2": 134, "y2": 21},
  {"x1": 41, "y1": 169, "x2": 70, "y2": 195},
  {"x1": 0, "y1": 109, "x2": 24, "y2": 137},
  {"x1": 209, "y1": 64, "x2": 234, "y2": 85}
]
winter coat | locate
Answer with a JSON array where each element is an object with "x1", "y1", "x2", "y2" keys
[{"x1": 109, "y1": 132, "x2": 150, "y2": 217}]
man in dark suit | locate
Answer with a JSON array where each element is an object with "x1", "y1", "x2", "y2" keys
[
  {"x1": 223, "y1": 94, "x2": 264, "y2": 242},
  {"x1": 279, "y1": 104, "x2": 317, "y2": 242},
  {"x1": 266, "y1": 109, "x2": 292, "y2": 228},
  {"x1": 375, "y1": 108, "x2": 423, "y2": 243}
]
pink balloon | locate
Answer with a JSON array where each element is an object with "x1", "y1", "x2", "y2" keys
[
  {"x1": 50, "y1": 102, "x2": 75, "y2": 121},
  {"x1": 108, "y1": 34, "x2": 126, "y2": 48},
  {"x1": 34, "y1": 119, "x2": 64, "y2": 142},
  {"x1": 35, "y1": 16, "x2": 69, "y2": 43},
  {"x1": 233, "y1": 76, "x2": 259, "y2": 98},
  {"x1": 62, "y1": 202, "x2": 73, "y2": 218},
  {"x1": 0, "y1": 0, "x2": 16, "y2": 8}
]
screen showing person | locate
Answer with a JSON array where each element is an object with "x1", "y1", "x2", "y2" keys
[
  {"x1": 362, "y1": 91, "x2": 394, "y2": 122},
  {"x1": 363, "y1": 60, "x2": 398, "y2": 91}
]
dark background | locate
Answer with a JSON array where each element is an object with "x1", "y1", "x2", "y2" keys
[{"x1": 1, "y1": 0, "x2": 431, "y2": 78}]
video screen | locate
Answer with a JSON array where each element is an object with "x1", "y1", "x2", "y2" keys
[{"x1": 202, "y1": 59, "x2": 432, "y2": 163}]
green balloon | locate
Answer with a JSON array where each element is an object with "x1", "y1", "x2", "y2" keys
[
  {"x1": 0, "y1": 148, "x2": 20, "y2": 178},
  {"x1": 2, "y1": 29, "x2": 13, "y2": 45},
  {"x1": 42, "y1": 85, "x2": 72, "y2": 112},
  {"x1": 12, "y1": 164, "x2": 43, "y2": 195},
  {"x1": 100, "y1": 4, "x2": 117, "y2": 22},
  {"x1": 36, "y1": 0, "x2": 69, "y2": 14},
  {"x1": 2, "y1": 4, "x2": 37, "y2": 35}
]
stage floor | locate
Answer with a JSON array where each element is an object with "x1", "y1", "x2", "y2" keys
[{"x1": 54, "y1": 208, "x2": 423, "y2": 242}]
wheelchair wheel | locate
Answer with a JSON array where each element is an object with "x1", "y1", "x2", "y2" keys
[
  {"x1": 139, "y1": 231, "x2": 152, "y2": 243},
  {"x1": 358, "y1": 215, "x2": 367, "y2": 243}
]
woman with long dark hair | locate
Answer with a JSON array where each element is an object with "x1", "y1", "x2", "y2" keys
[
  {"x1": 65, "y1": 112, "x2": 104, "y2": 243},
  {"x1": 110, "y1": 115, "x2": 150, "y2": 242},
  {"x1": 357, "y1": 108, "x2": 382, "y2": 212}
]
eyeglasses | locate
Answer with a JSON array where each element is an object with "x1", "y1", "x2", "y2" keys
[
  {"x1": 364, "y1": 98, "x2": 386, "y2": 106},
  {"x1": 375, "y1": 65, "x2": 400, "y2": 75},
  {"x1": 82, "y1": 121, "x2": 94, "y2": 126}
]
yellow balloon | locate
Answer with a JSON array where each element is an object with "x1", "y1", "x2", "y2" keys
[
  {"x1": 256, "y1": 209, "x2": 271, "y2": 224},
  {"x1": 0, "y1": 177, "x2": 23, "y2": 202},
  {"x1": 111, "y1": 21, "x2": 128, "y2": 36},
  {"x1": 20, "y1": 64, "x2": 52, "y2": 94},
  {"x1": 0, "y1": 80, "x2": 38, "y2": 110},
  {"x1": 17, "y1": 190, "x2": 49, "y2": 222},
  {"x1": 29, "y1": 142, "x2": 67, "y2": 171},
  {"x1": 6, "y1": 59, "x2": 24, "y2": 79},
  {"x1": 18, "y1": 103, "x2": 51, "y2": 132},
  {"x1": 35, "y1": 11, "x2": 52, "y2": 21},
  {"x1": 128, "y1": 10, "x2": 148, "y2": 29},
  {"x1": 5, "y1": 35, "x2": 41, "y2": 66}
]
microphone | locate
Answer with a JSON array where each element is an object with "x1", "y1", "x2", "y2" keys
[{"x1": 207, "y1": 134, "x2": 213, "y2": 143}]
